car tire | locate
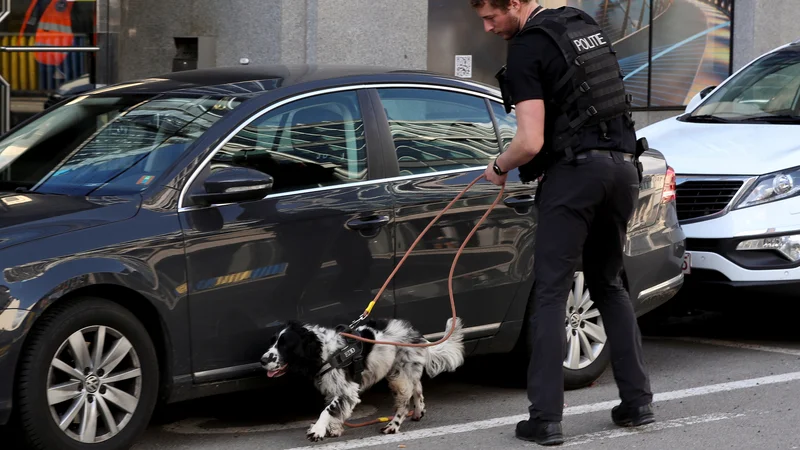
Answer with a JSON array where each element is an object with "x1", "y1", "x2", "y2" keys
[
  {"x1": 514, "y1": 272, "x2": 611, "y2": 391},
  {"x1": 15, "y1": 297, "x2": 159, "y2": 450}
]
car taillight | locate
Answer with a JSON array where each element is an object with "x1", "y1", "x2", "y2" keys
[{"x1": 662, "y1": 166, "x2": 676, "y2": 203}]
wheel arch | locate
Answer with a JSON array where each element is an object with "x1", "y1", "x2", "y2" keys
[{"x1": 14, "y1": 283, "x2": 174, "y2": 404}]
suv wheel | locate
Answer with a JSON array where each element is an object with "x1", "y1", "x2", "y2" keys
[
  {"x1": 15, "y1": 297, "x2": 159, "y2": 450},
  {"x1": 563, "y1": 271, "x2": 610, "y2": 390}
]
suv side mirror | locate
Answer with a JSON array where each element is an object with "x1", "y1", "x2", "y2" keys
[
  {"x1": 189, "y1": 167, "x2": 273, "y2": 207},
  {"x1": 684, "y1": 85, "x2": 717, "y2": 114},
  {"x1": 699, "y1": 85, "x2": 717, "y2": 99}
]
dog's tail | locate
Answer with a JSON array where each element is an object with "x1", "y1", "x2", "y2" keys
[{"x1": 424, "y1": 317, "x2": 466, "y2": 378}]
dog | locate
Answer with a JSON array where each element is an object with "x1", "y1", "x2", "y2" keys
[{"x1": 260, "y1": 317, "x2": 465, "y2": 442}]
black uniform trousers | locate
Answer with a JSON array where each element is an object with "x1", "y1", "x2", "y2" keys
[{"x1": 526, "y1": 150, "x2": 653, "y2": 423}]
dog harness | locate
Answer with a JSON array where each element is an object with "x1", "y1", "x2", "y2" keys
[{"x1": 317, "y1": 325, "x2": 366, "y2": 384}]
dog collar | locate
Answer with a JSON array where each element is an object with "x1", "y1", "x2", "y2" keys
[{"x1": 317, "y1": 362, "x2": 334, "y2": 378}]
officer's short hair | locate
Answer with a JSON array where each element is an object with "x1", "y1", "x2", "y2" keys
[{"x1": 469, "y1": 0, "x2": 532, "y2": 11}]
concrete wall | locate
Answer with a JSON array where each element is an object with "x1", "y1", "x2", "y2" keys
[
  {"x1": 314, "y1": 0, "x2": 427, "y2": 68},
  {"x1": 732, "y1": 0, "x2": 798, "y2": 72},
  {"x1": 117, "y1": 0, "x2": 211, "y2": 81},
  {"x1": 116, "y1": 0, "x2": 427, "y2": 81}
]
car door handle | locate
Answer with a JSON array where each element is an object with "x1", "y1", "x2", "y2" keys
[
  {"x1": 346, "y1": 215, "x2": 390, "y2": 231},
  {"x1": 503, "y1": 195, "x2": 536, "y2": 209}
]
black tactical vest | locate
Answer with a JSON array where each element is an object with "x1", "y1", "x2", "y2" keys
[{"x1": 498, "y1": 7, "x2": 636, "y2": 168}]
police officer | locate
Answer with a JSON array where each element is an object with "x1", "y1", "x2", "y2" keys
[{"x1": 470, "y1": 0, "x2": 654, "y2": 446}]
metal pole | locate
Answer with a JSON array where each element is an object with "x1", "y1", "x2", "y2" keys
[
  {"x1": 638, "y1": 0, "x2": 647, "y2": 31},
  {"x1": 622, "y1": 0, "x2": 633, "y2": 35},
  {"x1": 0, "y1": 46, "x2": 100, "y2": 52},
  {"x1": 0, "y1": 0, "x2": 9, "y2": 23},
  {"x1": 0, "y1": 0, "x2": 11, "y2": 135},
  {"x1": 0, "y1": 74, "x2": 8, "y2": 134}
]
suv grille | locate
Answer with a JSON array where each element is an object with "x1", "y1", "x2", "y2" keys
[{"x1": 676, "y1": 180, "x2": 744, "y2": 222}]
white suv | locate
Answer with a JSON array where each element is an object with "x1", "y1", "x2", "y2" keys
[{"x1": 637, "y1": 39, "x2": 800, "y2": 295}]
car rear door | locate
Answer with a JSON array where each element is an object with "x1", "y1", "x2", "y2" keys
[
  {"x1": 368, "y1": 86, "x2": 539, "y2": 338},
  {"x1": 179, "y1": 88, "x2": 396, "y2": 378}
]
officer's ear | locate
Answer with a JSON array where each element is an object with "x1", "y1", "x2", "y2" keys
[{"x1": 509, "y1": 0, "x2": 526, "y2": 12}]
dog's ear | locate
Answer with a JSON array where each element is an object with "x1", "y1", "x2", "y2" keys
[
  {"x1": 283, "y1": 326, "x2": 323, "y2": 378},
  {"x1": 287, "y1": 326, "x2": 319, "y2": 359},
  {"x1": 299, "y1": 329, "x2": 322, "y2": 360}
]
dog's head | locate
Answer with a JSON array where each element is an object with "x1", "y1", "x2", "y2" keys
[{"x1": 260, "y1": 321, "x2": 322, "y2": 379}]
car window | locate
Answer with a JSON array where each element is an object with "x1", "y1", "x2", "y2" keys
[
  {"x1": 0, "y1": 94, "x2": 243, "y2": 196},
  {"x1": 212, "y1": 90, "x2": 367, "y2": 194},
  {"x1": 376, "y1": 88, "x2": 500, "y2": 176},
  {"x1": 693, "y1": 47, "x2": 800, "y2": 119},
  {"x1": 490, "y1": 101, "x2": 517, "y2": 151},
  {"x1": 732, "y1": 65, "x2": 800, "y2": 111}
]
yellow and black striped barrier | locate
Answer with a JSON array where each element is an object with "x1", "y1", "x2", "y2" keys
[
  {"x1": 0, "y1": 36, "x2": 37, "y2": 91},
  {"x1": 0, "y1": 34, "x2": 92, "y2": 93}
]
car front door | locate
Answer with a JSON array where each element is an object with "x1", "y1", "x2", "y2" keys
[
  {"x1": 179, "y1": 88, "x2": 396, "y2": 378},
  {"x1": 370, "y1": 86, "x2": 539, "y2": 339}
]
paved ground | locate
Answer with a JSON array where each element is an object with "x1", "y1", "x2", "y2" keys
[
  {"x1": 116, "y1": 293, "x2": 800, "y2": 450},
  {"x1": 4, "y1": 292, "x2": 800, "y2": 449}
]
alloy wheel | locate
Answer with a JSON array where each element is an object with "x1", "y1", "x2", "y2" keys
[
  {"x1": 46, "y1": 325, "x2": 142, "y2": 443},
  {"x1": 563, "y1": 272, "x2": 607, "y2": 370}
]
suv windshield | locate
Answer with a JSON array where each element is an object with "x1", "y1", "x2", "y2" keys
[
  {"x1": 0, "y1": 93, "x2": 243, "y2": 196},
  {"x1": 688, "y1": 45, "x2": 800, "y2": 123}
]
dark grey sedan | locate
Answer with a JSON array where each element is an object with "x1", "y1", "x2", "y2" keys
[{"x1": 0, "y1": 65, "x2": 685, "y2": 450}]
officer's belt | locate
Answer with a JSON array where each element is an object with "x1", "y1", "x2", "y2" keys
[{"x1": 567, "y1": 149, "x2": 635, "y2": 162}]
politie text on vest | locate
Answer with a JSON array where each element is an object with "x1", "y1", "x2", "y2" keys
[{"x1": 573, "y1": 33, "x2": 607, "y2": 53}]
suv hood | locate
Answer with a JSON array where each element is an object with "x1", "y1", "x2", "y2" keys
[
  {"x1": 638, "y1": 116, "x2": 800, "y2": 176},
  {"x1": 0, "y1": 193, "x2": 141, "y2": 251}
]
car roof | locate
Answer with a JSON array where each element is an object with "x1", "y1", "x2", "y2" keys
[{"x1": 88, "y1": 64, "x2": 501, "y2": 99}]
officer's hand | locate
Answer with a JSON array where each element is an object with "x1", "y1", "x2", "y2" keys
[{"x1": 484, "y1": 164, "x2": 508, "y2": 186}]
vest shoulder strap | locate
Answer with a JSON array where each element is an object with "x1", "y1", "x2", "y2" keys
[{"x1": 519, "y1": 7, "x2": 612, "y2": 67}]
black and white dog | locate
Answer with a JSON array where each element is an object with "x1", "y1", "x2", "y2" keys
[{"x1": 260, "y1": 317, "x2": 465, "y2": 441}]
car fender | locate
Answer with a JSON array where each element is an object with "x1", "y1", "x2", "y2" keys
[{"x1": 1, "y1": 254, "x2": 192, "y2": 417}]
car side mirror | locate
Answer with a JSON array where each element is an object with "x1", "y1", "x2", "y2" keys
[
  {"x1": 684, "y1": 85, "x2": 717, "y2": 114},
  {"x1": 189, "y1": 167, "x2": 273, "y2": 207},
  {"x1": 699, "y1": 85, "x2": 716, "y2": 99}
]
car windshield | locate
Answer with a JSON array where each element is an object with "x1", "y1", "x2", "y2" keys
[
  {"x1": 689, "y1": 46, "x2": 800, "y2": 122},
  {"x1": 0, "y1": 93, "x2": 243, "y2": 196}
]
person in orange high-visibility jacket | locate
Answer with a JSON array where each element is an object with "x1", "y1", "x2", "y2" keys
[{"x1": 19, "y1": 0, "x2": 75, "y2": 66}]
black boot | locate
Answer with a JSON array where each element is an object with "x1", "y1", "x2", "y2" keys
[
  {"x1": 611, "y1": 402, "x2": 655, "y2": 427},
  {"x1": 515, "y1": 419, "x2": 565, "y2": 446}
]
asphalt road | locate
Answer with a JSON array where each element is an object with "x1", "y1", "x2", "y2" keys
[
  {"x1": 113, "y1": 293, "x2": 800, "y2": 450},
  {"x1": 3, "y1": 293, "x2": 799, "y2": 449}
]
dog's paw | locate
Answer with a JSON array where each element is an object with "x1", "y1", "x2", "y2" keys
[
  {"x1": 412, "y1": 409, "x2": 426, "y2": 422},
  {"x1": 307, "y1": 431, "x2": 325, "y2": 442},
  {"x1": 380, "y1": 423, "x2": 400, "y2": 435},
  {"x1": 307, "y1": 425, "x2": 326, "y2": 442},
  {"x1": 327, "y1": 423, "x2": 344, "y2": 438}
]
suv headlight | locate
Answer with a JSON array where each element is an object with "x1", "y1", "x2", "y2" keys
[{"x1": 734, "y1": 166, "x2": 800, "y2": 209}]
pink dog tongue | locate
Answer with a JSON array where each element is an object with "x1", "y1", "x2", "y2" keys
[{"x1": 267, "y1": 366, "x2": 286, "y2": 378}]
